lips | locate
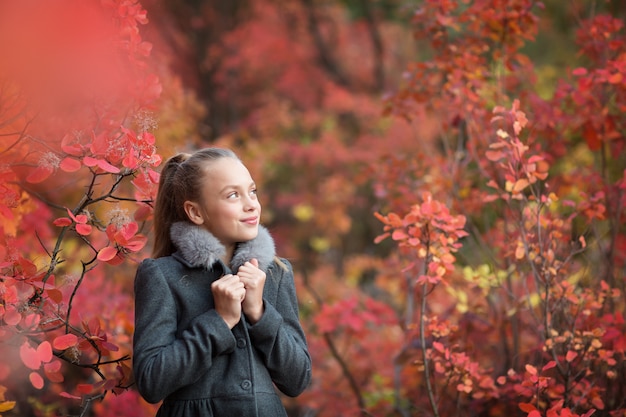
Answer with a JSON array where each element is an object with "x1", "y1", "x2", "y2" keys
[{"x1": 241, "y1": 217, "x2": 258, "y2": 225}]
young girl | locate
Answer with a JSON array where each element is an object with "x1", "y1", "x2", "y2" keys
[{"x1": 132, "y1": 148, "x2": 312, "y2": 416}]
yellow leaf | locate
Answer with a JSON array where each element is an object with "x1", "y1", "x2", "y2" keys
[
  {"x1": 0, "y1": 401, "x2": 16, "y2": 412},
  {"x1": 292, "y1": 204, "x2": 314, "y2": 222},
  {"x1": 310, "y1": 237, "x2": 330, "y2": 253}
]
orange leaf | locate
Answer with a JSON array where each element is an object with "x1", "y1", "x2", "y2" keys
[
  {"x1": 0, "y1": 400, "x2": 16, "y2": 412},
  {"x1": 512, "y1": 178, "x2": 530, "y2": 193},
  {"x1": 485, "y1": 149, "x2": 505, "y2": 161},
  {"x1": 46, "y1": 288, "x2": 64, "y2": 304},
  {"x1": 525, "y1": 364, "x2": 537, "y2": 375},
  {"x1": 53, "y1": 333, "x2": 78, "y2": 350},
  {"x1": 608, "y1": 72, "x2": 623, "y2": 84}
]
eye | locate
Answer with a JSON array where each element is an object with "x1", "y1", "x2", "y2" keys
[
  {"x1": 250, "y1": 188, "x2": 258, "y2": 197},
  {"x1": 227, "y1": 191, "x2": 239, "y2": 199}
]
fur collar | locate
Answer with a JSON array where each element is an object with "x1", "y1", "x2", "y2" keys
[{"x1": 170, "y1": 221, "x2": 276, "y2": 272}]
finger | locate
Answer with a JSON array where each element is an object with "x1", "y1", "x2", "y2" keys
[{"x1": 250, "y1": 258, "x2": 259, "y2": 268}]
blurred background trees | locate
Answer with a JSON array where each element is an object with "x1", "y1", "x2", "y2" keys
[{"x1": 0, "y1": 0, "x2": 624, "y2": 416}]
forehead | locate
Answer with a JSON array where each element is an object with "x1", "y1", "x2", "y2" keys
[{"x1": 201, "y1": 157, "x2": 253, "y2": 187}]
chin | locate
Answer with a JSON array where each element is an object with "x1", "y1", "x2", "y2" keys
[{"x1": 239, "y1": 228, "x2": 259, "y2": 242}]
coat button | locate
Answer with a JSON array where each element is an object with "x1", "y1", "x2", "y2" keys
[
  {"x1": 241, "y1": 380, "x2": 252, "y2": 390},
  {"x1": 237, "y1": 338, "x2": 247, "y2": 348}
]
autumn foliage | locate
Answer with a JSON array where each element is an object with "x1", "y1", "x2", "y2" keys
[
  {"x1": 0, "y1": 0, "x2": 161, "y2": 415},
  {"x1": 0, "y1": 0, "x2": 625, "y2": 416}
]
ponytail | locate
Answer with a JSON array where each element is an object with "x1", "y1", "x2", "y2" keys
[
  {"x1": 152, "y1": 148, "x2": 240, "y2": 258},
  {"x1": 152, "y1": 153, "x2": 190, "y2": 258}
]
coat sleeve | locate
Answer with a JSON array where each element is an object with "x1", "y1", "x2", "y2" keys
[
  {"x1": 132, "y1": 258, "x2": 236, "y2": 404},
  {"x1": 247, "y1": 259, "x2": 312, "y2": 397}
]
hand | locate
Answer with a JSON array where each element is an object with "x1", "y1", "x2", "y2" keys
[
  {"x1": 211, "y1": 274, "x2": 245, "y2": 329},
  {"x1": 237, "y1": 258, "x2": 266, "y2": 324}
]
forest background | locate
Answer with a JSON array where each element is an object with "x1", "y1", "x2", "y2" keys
[{"x1": 0, "y1": 0, "x2": 624, "y2": 416}]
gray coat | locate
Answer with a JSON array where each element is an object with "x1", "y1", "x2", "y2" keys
[{"x1": 133, "y1": 222, "x2": 312, "y2": 417}]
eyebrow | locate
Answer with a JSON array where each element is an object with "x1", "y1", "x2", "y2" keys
[{"x1": 219, "y1": 181, "x2": 256, "y2": 194}]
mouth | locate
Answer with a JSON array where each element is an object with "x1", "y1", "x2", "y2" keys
[{"x1": 241, "y1": 216, "x2": 258, "y2": 225}]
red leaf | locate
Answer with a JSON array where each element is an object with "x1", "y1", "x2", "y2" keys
[
  {"x1": 101, "y1": 341, "x2": 119, "y2": 352},
  {"x1": 60, "y1": 392, "x2": 82, "y2": 400},
  {"x1": 76, "y1": 223, "x2": 92, "y2": 236},
  {"x1": 46, "y1": 288, "x2": 64, "y2": 304},
  {"x1": 374, "y1": 232, "x2": 390, "y2": 244},
  {"x1": 83, "y1": 157, "x2": 120, "y2": 173},
  {"x1": 37, "y1": 341, "x2": 53, "y2": 364},
  {"x1": 485, "y1": 150, "x2": 505, "y2": 161},
  {"x1": 60, "y1": 157, "x2": 82, "y2": 172},
  {"x1": 61, "y1": 135, "x2": 84, "y2": 156},
  {"x1": 44, "y1": 360, "x2": 64, "y2": 383},
  {"x1": 565, "y1": 350, "x2": 578, "y2": 362},
  {"x1": 83, "y1": 156, "x2": 99, "y2": 167},
  {"x1": 22, "y1": 313, "x2": 41, "y2": 328},
  {"x1": 77, "y1": 384, "x2": 94, "y2": 394},
  {"x1": 97, "y1": 246, "x2": 118, "y2": 262},
  {"x1": 124, "y1": 235, "x2": 147, "y2": 252},
  {"x1": 120, "y1": 222, "x2": 139, "y2": 239},
  {"x1": 391, "y1": 229, "x2": 407, "y2": 241},
  {"x1": 519, "y1": 402, "x2": 537, "y2": 413},
  {"x1": 53, "y1": 217, "x2": 72, "y2": 227},
  {"x1": 20, "y1": 342, "x2": 41, "y2": 370},
  {"x1": 4, "y1": 306, "x2": 22, "y2": 325},
  {"x1": 542, "y1": 361, "x2": 557, "y2": 372},
  {"x1": 134, "y1": 204, "x2": 152, "y2": 221},
  {"x1": 95, "y1": 158, "x2": 121, "y2": 173},
  {"x1": 26, "y1": 166, "x2": 54, "y2": 184},
  {"x1": 583, "y1": 122, "x2": 602, "y2": 151},
  {"x1": 65, "y1": 208, "x2": 79, "y2": 222},
  {"x1": 53, "y1": 333, "x2": 78, "y2": 350},
  {"x1": 29, "y1": 372, "x2": 44, "y2": 389}
]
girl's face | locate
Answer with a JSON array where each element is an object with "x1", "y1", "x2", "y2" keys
[{"x1": 185, "y1": 157, "x2": 261, "y2": 246}]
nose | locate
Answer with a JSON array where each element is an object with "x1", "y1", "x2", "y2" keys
[{"x1": 244, "y1": 194, "x2": 260, "y2": 212}]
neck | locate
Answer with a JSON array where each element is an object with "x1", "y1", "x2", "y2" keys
[{"x1": 222, "y1": 244, "x2": 235, "y2": 265}]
